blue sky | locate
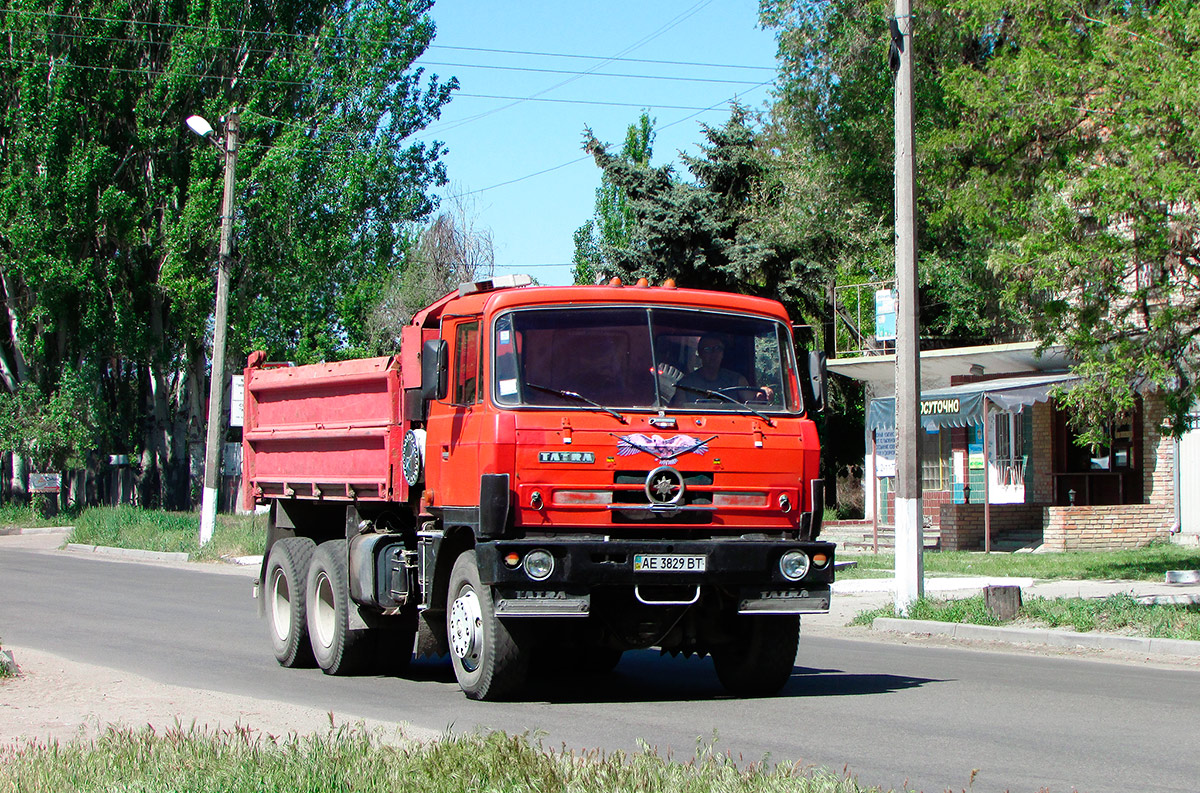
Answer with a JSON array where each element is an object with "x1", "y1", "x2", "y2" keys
[{"x1": 411, "y1": 2, "x2": 781, "y2": 286}]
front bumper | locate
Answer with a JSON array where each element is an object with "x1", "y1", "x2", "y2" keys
[{"x1": 475, "y1": 537, "x2": 834, "y2": 616}]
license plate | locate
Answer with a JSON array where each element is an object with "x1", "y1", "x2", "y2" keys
[{"x1": 634, "y1": 554, "x2": 707, "y2": 572}]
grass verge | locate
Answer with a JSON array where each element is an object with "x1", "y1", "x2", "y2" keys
[
  {"x1": 0, "y1": 505, "x2": 76, "y2": 532},
  {"x1": 837, "y1": 544, "x2": 1200, "y2": 582},
  {"x1": 852, "y1": 594, "x2": 1200, "y2": 641},
  {"x1": 0, "y1": 725, "x2": 892, "y2": 793},
  {"x1": 67, "y1": 506, "x2": 267, "y2": 561}
]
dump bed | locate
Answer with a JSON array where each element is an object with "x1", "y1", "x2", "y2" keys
[{"x1": 242, "y1": 355, "x2": 405, "y2": 504}]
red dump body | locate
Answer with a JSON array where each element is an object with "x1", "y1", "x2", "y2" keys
[{"x1": 242, "y1": 355, "x2": 407, "y2": 505}]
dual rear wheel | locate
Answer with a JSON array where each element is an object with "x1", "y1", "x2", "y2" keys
[{"x1": 264, "y1": 537, "x2": 416, "y2": 676}]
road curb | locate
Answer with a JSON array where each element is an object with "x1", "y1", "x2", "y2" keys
[
  {"x1": 872, "y1": 617, "x2": 1200, "y2": 658},
  {"x1": 0, "y1": 526, "x2": 72, "y2": 536},
  {"x1": 65, "y1": 544, "x2": 191, "y2": 564}
]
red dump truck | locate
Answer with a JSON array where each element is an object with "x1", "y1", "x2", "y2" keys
[{"x1": 244, "y1": 276, "x2": 833, "y2": 700}]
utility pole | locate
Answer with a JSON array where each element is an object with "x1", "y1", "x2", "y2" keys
[
  {"x1": 199, "y1": 112, "x2": 239, "y2": 546},
  {"x1": 891, "y1": 0, "x2": 923, "y2": 612}
]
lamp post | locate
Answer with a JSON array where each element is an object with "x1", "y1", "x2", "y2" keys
[{"x1": 187, "y1": 112, "x2": 239, "y2": 546}]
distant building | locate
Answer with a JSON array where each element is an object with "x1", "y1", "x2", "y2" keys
[{"x1": 829, "y1": 342, "x2": 1199, "y2": 551}]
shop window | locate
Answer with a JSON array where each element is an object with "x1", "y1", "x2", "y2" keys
[
  {"x1": 921, "y1": 427, "x2": 951, "y2": 491},
  {"x1": 992, "y1": 410, "x2": 1026, "y2": 487}
]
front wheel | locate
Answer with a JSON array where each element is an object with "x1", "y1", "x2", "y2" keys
[
  {"x1": 306, "y1": 540, "x2": 373, "y2": 675},
  {"x1": 712, "y1": 615, "x2": 800, "y2": 697},
  {"x1": 446, "y1": 551, "x2": 529, "y2": 700}
]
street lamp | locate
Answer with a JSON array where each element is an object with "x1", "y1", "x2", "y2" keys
[{"x1": 187, "y1": 111, "x2": 240, "y2": 546}]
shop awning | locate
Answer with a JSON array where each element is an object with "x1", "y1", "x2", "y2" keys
[{"x1": 866, "y1": 373, "x2": 1078, "y2": 431}]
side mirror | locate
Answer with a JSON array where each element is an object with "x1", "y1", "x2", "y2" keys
[
  {"x1": 421, "y1": 339, "x2": 448, "y2": 402},
  {"x1": 807, "y1": 350, "x2": 827, "y2": 413}
]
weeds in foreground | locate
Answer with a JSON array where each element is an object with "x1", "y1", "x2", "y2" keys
[
  {"x1": 852, "y1": 593, "x2": 1200, "y2": 641},
  {"x1": 0, "y1": 724, "x2": 897, "y2": 793}
]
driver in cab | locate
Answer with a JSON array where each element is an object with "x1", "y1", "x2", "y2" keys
[{"x1": 670, "y1": 335, "x2": 748, "y2": 405}]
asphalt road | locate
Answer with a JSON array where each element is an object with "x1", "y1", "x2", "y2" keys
[{"x1": 2, "y1": 544, "x2": 1198, "y2": 793}]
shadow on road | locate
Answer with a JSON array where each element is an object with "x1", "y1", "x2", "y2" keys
[{"x1": 389, "y1": 650, "x2": 942, "y2": 704}]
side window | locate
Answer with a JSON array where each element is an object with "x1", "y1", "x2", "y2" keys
[{"x1": 454, "y1": 321, "x2": 480, "y2": 405}]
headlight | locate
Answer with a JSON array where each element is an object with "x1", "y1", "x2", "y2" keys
[
  {"x1": 524, "y1": 549, "x2": 554, "y2": 581},
  {"x1": 779, "y1": 550, "x2": 810, "y2": 581}
]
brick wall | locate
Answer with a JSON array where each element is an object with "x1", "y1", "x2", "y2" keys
[
  {"x1": 939, "y1": 503, "x2": 1048, "y2": 551},
  {"x1": 1030, "y1": 401, "x2": 1054, "y2": 503},
  {"x1": 1143, "y1": 395, "x2": 1174, "y2": 506},
  {"x1": 1043, "y1": 504, "x2": 1174, "y2": 550}
]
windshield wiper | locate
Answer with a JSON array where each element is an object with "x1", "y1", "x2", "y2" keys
[
  {"x1": 524, "y1": 383, "x2": 627, "y2": 424},
  {"x1": 673, "y1": 384, "x2": 775, "y2": 427}
]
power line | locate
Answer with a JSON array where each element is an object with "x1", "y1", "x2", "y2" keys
[
  {"x1": 0, "y1": 56, "x2": 733, "y2": 113},
  {"x1": 0, "y1": 7, "x2": 776, "y2": 74},
  {"x1": 447, "y1": 79, "x2": 773, "y2": 198},
  {"x1": 418, "y1": 60, "x2": 766, "y2": 86},
  {"x1": 426, "y1": 45, "x2": 776, "y2": 73},
  {"x1": 0, "y1": 25, "x2": 774, "y2": 84}
]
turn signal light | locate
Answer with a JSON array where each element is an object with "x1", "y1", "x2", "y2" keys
[
  {"x1": 812, "y1": 553, "x2": 829, "y2": 568},
  {"x1": 504, "y1": 553, "x2": 521, "y2": 568}
]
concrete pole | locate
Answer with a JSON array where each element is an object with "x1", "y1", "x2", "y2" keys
[
  {"x1": 892, "y1": 0, "x2": 923, "y2": 612},
  {"x1": 983, "y1": 399, "x2": 992, "y2": 553},
  {"x1": 199, "y1": 113, "x2": 239, "y2": 546}
]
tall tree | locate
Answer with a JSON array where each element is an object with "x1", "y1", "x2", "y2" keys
[
  {"x1": 573, "y1": 112, "x2": 655, "y2": 285},
  {"x1": 581, "y1": 106, "x2": 827, "y2": 317},
  {"x1": 761, "y1": 0, "x2": 1199, "y2": 436},
  {"x1": 929, "y1": 0, "x2": 1200, "y2": 438},
  {"x1": 366, "y1": 194, "x2": 495, "y2": 349},
  {"x1": 760, "y1": 0, "x2": 1019, "y2": 349},
  {"x1": 0, "y1": 0, "x2": 456, "y2": 506}
]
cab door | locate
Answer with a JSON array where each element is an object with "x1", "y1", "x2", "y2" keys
[{"x1": 425, "y1": 318, "x2": 483, "y2": 507}]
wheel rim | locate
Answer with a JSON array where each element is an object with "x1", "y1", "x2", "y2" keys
[
  {"x1": 312, "y1": 569, "x2": 336, "y2": 650},
  {"x1": 270, "y1": 568, "x2": 291, "y2": 642},
  {"x1": 449, "y1": 586, "x2": 483, "y2": 672}
]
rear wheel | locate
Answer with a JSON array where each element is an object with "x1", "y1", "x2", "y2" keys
[
  {"x1": 712, "y1": 615, "x2": 800, "y2": 697},
  {"x1": 306, "y1": 540, "x2": 373, "y2": 675},
  {"x1": 446, "y1": 551, "x2": 529, "y2": 700},
  {"x1": 265, "y1": 536, "x2": 316, "y2": 668}
]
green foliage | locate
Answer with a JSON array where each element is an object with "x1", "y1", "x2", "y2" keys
[
  {"x1": 763, "y1": 0, "x2": 1200, "y2": 434},
  {"x1": 0, "y1": 725, "x2": 891, "y2": 793},
  {"x1": 573, "y1": 112, "x2": 656, "y2": 285},
  {"x1": 929, "y1": 0, "x2": 1200, "y2": 438},
  {"x1": 759, "y1": 0, "x2": 1016, "y2": 347},
  {"x1": 69, "y1": 506, "x2": 266, "y2": 561},
  {"x1": 580, "y1": 106, "x2": 828, "y2": 322},
  {"x1": 0, "y1": 0, "x2": 455, "y2": 505},
  {"x1": 0, "y1": 369, "x2": 97, "y2": 469}
]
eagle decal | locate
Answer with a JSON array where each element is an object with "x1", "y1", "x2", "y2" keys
[{"x1": 614, "y1": 433, "x2": 714, "y2": 464}]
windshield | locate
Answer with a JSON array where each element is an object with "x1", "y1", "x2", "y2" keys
[{"x1": 492, "y1": 306, "x2": 801, "y2": 413}]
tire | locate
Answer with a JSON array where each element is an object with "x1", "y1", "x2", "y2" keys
[
  {"x1": 306, "y1": 540, "x2": 373, "y2": 676},
  {"x1": 712, "y1": 615, "x2": 800, "y2": 697},
  {"x1": 446, "y1": 551, "x2": 529, "y2": 700},
  {"x1": 265, "y1": 536, "x2": 316, "y2": 668}
]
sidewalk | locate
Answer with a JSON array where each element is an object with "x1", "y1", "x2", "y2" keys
[{"x1": 810, "y1": 574, "x2": 1200, "y2": 659}]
